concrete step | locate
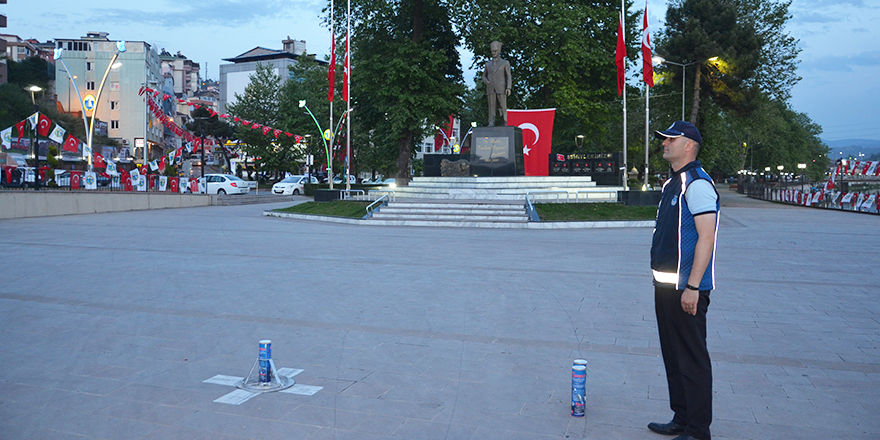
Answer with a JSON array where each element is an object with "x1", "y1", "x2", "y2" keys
[
  {"x1": 217, "y1": 194, "x2": 299, "y2": 206},
  {"x1": 371, "y1": 213, "x2": 528, "y2": 222},
  {"x1": 380, "y1": 208, "x2": 524, "y2": 215}
]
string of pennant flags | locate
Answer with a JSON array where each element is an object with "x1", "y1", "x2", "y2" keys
[
  {"x1": 138, "y1": 86, "x2": 304, "y2": 145},
  {"x1": 774, "y1": 161, "x2": 880, "y2": 212},
  {"x1": 1, "y1": 111, "x2": 84, "y2": 154}
]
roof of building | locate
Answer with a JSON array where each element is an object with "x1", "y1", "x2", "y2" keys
[{"x1": 222, "y1": 46, "x2": 327, "y2": 65}]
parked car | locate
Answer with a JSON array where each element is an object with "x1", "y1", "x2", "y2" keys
[
  {"x1": 203, "y1": 173, "x2": 250, "y2": 195},
  {"x1": 363, "y1": 175, "x2": 384, "y2": 185},
  {"x1": 332, "y1": 175, "x2": 357, "y2": 185},
  {"x1": 272, "y1": 175, "x2": 307, "y2": 195}
]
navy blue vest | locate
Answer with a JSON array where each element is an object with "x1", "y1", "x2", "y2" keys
[{"x1": 650, "y1": 160, "x2": 720, "y2": 290}]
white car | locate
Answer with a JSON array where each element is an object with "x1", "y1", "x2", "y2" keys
[
  {"x1": 204, "y1": 174, "x2": 250, "y2": 195},
  {"x1": 272, "y1": 175, "x2": 308, "y2": 195}
]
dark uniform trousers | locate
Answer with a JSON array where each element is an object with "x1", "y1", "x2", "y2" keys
[{"x1": 655, "y1": 284, "x2": 713, "y2": 440}]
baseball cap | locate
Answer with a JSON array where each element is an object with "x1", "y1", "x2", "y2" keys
[{"x1": 655, "y1": 121, "x2": 702, "y2": 145}]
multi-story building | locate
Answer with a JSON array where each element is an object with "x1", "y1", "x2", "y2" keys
[
  {"x1": 220, "y1": 37, "x2": 321, "y2": 113},
  {"x1": 54, "y1": 32, "x2": 163, "y2": 164},
  {"x1": 1, "y1": 33, "x2": 37, "y2": 62},
  {"x1": 27, "y1": 39, "x2": 56, "y2": 64},
  {"x1": 0, "y1": 1, "x2": 7, "y2": 84},
  {"x1": 159, "y1": 49, "x2": 200, "y2": 98}
]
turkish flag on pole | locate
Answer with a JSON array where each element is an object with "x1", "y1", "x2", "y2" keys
[
  {"x1": 328, "y1": 33, "x2": 336, "y2": 102},
  {"x1": 94, "y1": 153, "x2": 106, "y2": 168},
  {"x1": 343, "y1": 32, "x2": 350, "y2": 102},
  {"x1": 616, "y1": 12, "x2": 627, "y2": 96},
  {"x1": 641, "y1": 1, "x2": 654, "y2": 87},
  {"x1": 507, "y1": 108, "x2": 556, "y2": 176}
]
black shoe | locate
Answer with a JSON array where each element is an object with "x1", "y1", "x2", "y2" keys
[
  {"x1": 671, "y1": 435, "x2": 699, "y2": 440},
  {"x1": 648, "y1": 420, "x2": 686, "y2": 436}
]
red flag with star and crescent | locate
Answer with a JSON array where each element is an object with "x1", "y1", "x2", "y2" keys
[
  {"x1": 343, "y1": 32, "x2": 350, "y2": 102},
  {"x1": 616, "y1": 12, "x2": 626, "y2": 96},
  {"x1": 37, "y1": 114, "x2": 53, "y2": 137},
  {"x1": 63, "y1": 134, "x2": 79, "y2": 153},
  {"x1": 328, "y1": 32, "x2": 336, "y2": 102},
  {"x1": 507, "y1": 108, "x2": 557, "y2": 176},
  {"x1": 641, "y1": 1, "x2": 654, "y2": 87}
]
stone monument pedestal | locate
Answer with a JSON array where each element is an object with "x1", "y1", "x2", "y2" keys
[{"x1": 469, "y1": 126, "x2": 524, "y2": 177}]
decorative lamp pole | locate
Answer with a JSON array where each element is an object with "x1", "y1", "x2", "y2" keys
[
  {"x1": 299, "y1": 100, "x2": 330, "y2": 187},
  {"x1": 26, "y1": 85, "x2": 43, "y2": 190},
  {"x1": 86, "y1": 41, "x2": 127, "y2": 171}
]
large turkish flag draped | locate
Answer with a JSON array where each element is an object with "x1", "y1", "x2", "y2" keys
[{"x1": 507, "y1": 109, "x2": 556, "y2": 176}]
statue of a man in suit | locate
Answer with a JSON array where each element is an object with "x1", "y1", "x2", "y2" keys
[{"x1": 482, "y1": 41, "x2": 512, "y2": 126}]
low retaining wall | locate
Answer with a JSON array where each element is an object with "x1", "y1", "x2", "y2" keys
[{"x1": 0, "y1": 191, "x2": 215, "y2": 220}]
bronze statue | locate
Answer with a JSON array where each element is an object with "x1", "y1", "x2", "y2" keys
[{"x1": 482, "y1": 41, "x2": 511, "y2": 126}]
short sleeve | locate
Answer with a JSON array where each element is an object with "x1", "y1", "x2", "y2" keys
[{"x1": 684, "y1": 179, "x2": 718, "y2": 215}]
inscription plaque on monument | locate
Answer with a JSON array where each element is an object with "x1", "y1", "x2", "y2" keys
[{"x1": 469, "y1": 126, "x2": 524, "y2": 177}]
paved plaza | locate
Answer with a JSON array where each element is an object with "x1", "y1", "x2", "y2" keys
[{"x1": 1, "y1": 191, "x2": 878, "y2": 439}]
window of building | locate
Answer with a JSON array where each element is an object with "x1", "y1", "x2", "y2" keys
[
  {"x1": 86, "y1": 62, "x2": 93, "y2": 71},
  {"x1": 86, "y1": 81, "x2": 95, "y2": 90},
  {"x1": 111, "y1": 120, "x2": 119, "y2": 130},
  {"x1": 110, "y1": 101, "x2": 119, "y2": 110}
]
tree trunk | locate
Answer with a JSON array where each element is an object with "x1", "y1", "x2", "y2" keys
[
  {"x1": 397, "y1": 129, "x2": 413, "y2": 186},
  {"x1": 689, "y1": 68, "x2": 702, "y2": 125}
]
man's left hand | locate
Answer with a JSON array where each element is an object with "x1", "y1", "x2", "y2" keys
[{"x1": 681, "y1": 289, "x2": 699, "y2": 315}]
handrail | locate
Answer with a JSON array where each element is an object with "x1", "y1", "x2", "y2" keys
[
  {"x1": 526, "y1": 190, "x2": 570, "y2": 203},
  {"x1": 524, "y1": 195, "x2": 541, "y2": 222},
  {"x1": 341, "y1": 189, "x2": 366, "y2": 200},
  {"x1": 365, "y1": 193, "x2": 390, "y2": 218},
  {"x1": 370, "y1": 189, "x2": 396, "y2": 201}
]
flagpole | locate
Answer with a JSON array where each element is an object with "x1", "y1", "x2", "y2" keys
[
  {"x1": 329, "y1": 0, "x2": 335, "y2": 190},
  {"x1": 621, "y1": 7, "x2": 628, "y2": 191},
  {"x1": 345, "y1": 0, "x2": 351, "y2": 191},
  {"x1": 644, "y1": 85, "x2": 649, "y2": 189}
]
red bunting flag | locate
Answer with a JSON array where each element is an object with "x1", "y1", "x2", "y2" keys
[
  {"x1": 242, "y1": 120, "x2": 251, "y2": 126},
  {"x1": 616, "y1": 12, "x2": 627, "y2": 96},
  {"x1": 220, "y1": 114, "x2": 230, "y2": 118},
  {"x1": 262, "y1": 126, "x2": 271, "y2": 135},
  {"x1": 37, "y1": 114, "x2": 53, "y2": 137},
  {"x1": 15, "y1": 120, "x2": 27, "y2": 143},
  {"x1": 273, "y1": 129, "x2": 282, "y2": 138},
  {"x1": 641, "y1": 1, "x2": 654, "y2": 87},
  {"x1": 234, "y1": 117, "x2": 240, "y2": 122},
  {"x1": 285, "y1": 132, "x2": 293, "y2": 137},
  {"x1": 63, "y1": 134, "x2": 79, "y2": 153},
  {"x1": 251, "y1": 123, "x2": 261, "y2": 130},
  {"x1": 294, "y1": 135, "x2": 303, "y2": 143}
]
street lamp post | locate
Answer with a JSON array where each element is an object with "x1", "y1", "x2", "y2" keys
[
  {"x1": 575, "y1": 134, "x2": 584, "y2": 151},
  {"x1": 88, "y1": 57, "x2": 124, "y2": 171},
  {"x1": 54, "y1": 49, "x2": 90, "y2": 151},
  {"x1": 26, "y1": 85, "x2": 43, "y2": 190}
]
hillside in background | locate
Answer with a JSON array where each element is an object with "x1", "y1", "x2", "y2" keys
[{"x1": 823, "y1": 139, "x2": 880, "y2": 160}]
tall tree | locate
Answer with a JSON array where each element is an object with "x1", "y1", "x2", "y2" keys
[
  {"x1": 336, "y1": 0, "x2": 465, "y2": 185},
  {"x1": 184, "y1": 106, "x2": 236, "y2": 172},
  {"x1": 225, "y1": 63, "x2": 291, "y2": 180}
]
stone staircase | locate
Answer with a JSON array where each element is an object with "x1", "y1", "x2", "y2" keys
[
  {"x1": 385, "y1": 176, "x2": 621, "y2": 202},
  {"x1": 367, "y1": 199, "x2": 529, "y2": 227}
]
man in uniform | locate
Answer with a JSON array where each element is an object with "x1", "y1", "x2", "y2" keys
[
  {"x1": 482, "y1": 40, "x2": 511, "y2": 126},
  {"x1": 648, "y1": 121, "x2": 719, "y2": 440}
]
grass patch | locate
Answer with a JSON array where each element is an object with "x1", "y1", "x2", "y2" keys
[
  {"x1": 275, "y1": 200, "x2": 371, "y2": 219},
  {"x1": 535, "y1": 202, "x2": 657, "y2": 222}
]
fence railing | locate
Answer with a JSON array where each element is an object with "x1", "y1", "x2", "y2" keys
[{"x1": 739, "y1": 181, "x2": 879, "y2": 214}]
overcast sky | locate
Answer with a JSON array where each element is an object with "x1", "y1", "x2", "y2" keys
[{"x1": 4, "y1": 0, "x2": 878, "y2": 141}]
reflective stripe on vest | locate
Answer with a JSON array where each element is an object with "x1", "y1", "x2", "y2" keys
[{"x1": 652, "y1": 269, "x2": 678, "y2": 285}]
